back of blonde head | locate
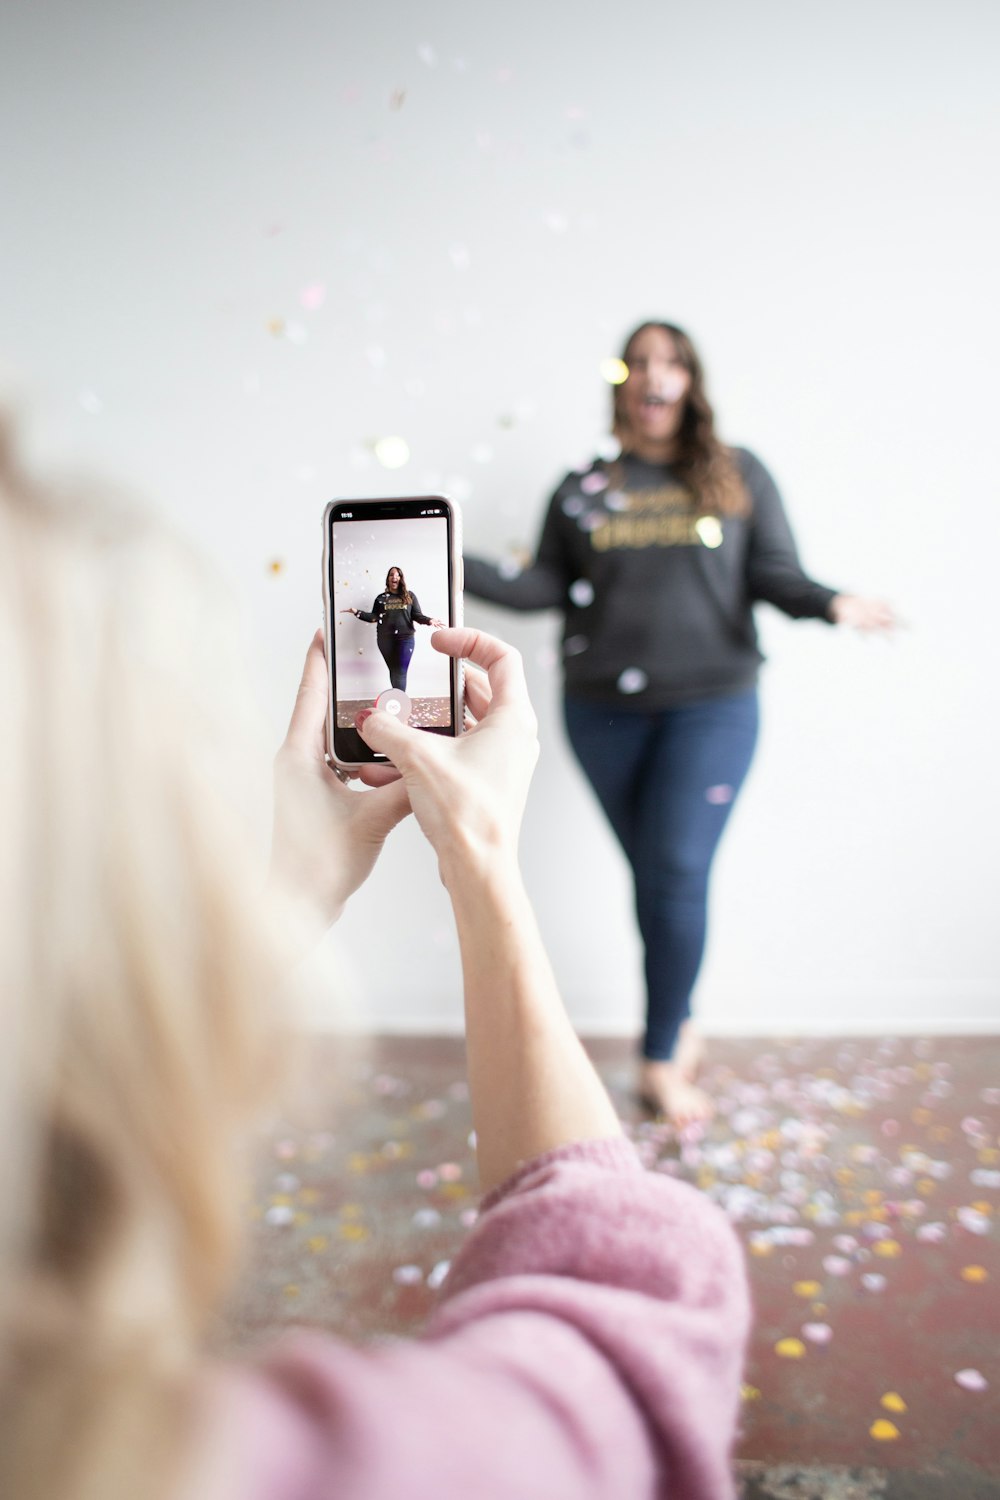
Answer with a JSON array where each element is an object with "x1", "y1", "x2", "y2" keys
[{"x1": 0, "y1": 423, "x2": 284, "y2": 1500}]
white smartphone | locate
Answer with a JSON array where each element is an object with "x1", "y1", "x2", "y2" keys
[{"x1": 322, "y1": 496, "x2": 464, "y2": 767}]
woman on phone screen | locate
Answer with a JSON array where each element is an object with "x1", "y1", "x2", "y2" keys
[
  {"x1": 463, "y1": 321, "x2": 895, "y2": 1127},
  {"x1": 342, "y1": 565, "x2": 444, "y2": 693}
]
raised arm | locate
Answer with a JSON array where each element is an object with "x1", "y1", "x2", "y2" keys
[
  {"x1": 741, "y1": 450, "x2": 897, "y2": 631},
  {"x1": 357, "y1": 629, "x2": 622, "y2": 1192}
]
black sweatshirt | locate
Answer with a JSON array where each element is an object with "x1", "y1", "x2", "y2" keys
[
  {"x1": 463, "y1": 450, "x2": 838, "y2": 710},
  {"x1": 356, "y1": 592, "x2": 433, "y2": 637}
]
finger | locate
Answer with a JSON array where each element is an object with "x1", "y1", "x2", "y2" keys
[
  {"x1": 430, "y1": 627, "x2": 529, "y2": 709},
  {"x1": 364, "y1": 777, "x2": 412, "y2": 831},
  {"x1": 283, "y1": 630, "x2": 328, "y2": 758},
  {"x1": 463, "y1": 669, "x2": 492, "y2": 721},
  {"x1": 358, "y1": 706, "x2": 427, "y2": 768},
  {"x1": 357, "y1": 763, "x2": 404, "y2": 787}
]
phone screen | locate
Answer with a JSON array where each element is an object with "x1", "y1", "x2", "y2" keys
[{"x1": 325, "y1": 497, "x2": 460, "y2": 763}]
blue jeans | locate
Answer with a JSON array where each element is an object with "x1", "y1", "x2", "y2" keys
[
  {"x1": 378, "y1": 632, "x2": 415, "y2": 691},
  {"x1": 563, "y1": 689, "x2": 759, "y2": 1060}
]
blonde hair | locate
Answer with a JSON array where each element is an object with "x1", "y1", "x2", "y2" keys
[{"x1": 0, "y1": 422, "x2": 287, "y2": 1500}]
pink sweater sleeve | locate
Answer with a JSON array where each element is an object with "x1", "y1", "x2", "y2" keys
[{"x1": 208, "y1": 1138, "x2": 750, "y2": 1500}]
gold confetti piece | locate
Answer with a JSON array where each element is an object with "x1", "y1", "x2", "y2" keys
[
  {"x1": 293, "y1": 1212, "x2": 310, "y2": 1228},
  {"x1": 270, "y1": 1194, "x2": 293, "y2": 1206},
  {"x1": 298, "y1": 1188, "x2": 320, "y2": 1205},
  {"x1": 268, "y1": 559, "x2": 285, "y2": 576},
  {"x1": 283, "y1": 1285, "x2": 300, "y2": 1298},
  {"x1": 972, "y1": 1201, "x2": 993, "y2": 1215},
  {"x1": 961, "y1": 1265, "x2": 989, "y2": 1283},
  {"x1": 916, "y1": 1178, "x2": 935, "y2": 1196},
  {"x1": 864, "y1": 1189, "x2": 883, "y2": 1205},
  {"x1": 741, "y1": 1385, "x2": 762, "y2": 1402},
  {"x1": 929, "y1": 1125, "x2": 952, "y2": 1143},
  {"x1": 843, "y1": 1210, "x2": 865, "y2": 1227},
  {"x1": 912, "y1": 1108, "x2": 933, "y2": 1126},
  {"x1": 348, "y1": 1153, "x2": 370, "y2": 1173},
  {"x1": 873, "y1": 1239, "x2": 902, "y2": 1258},
  {"x1": 869, "y1": 1419, "x2": 901, "y2": 1441},
  {"x1": 775, "y1": 1338, "x2": 807, "y2": 1359},
  {"x1": 267, "y1": 318, "x2": 285, "y2": 337},
  {"x1": 306, "y1": 1235, "x2": 329, "y2": 1254},
  {"x1": 835, "y1": 1168, "x2": 855, "y2": 1186},
  {"x1": 793, "y1": 1281, "x2": 822, "y2": 1299},
  {"x1": 339, "y1": 1203, "x2": 363, "y2": 1218},
  {"x1": 749, "y1": 1241, "x2": 774, "y2": 1258},
  {"x1": 978, "y1": 1148, "x2": 1000, "y2": 1165},
  {"x1": 599, "y1": 357, "x2": 629, "y2": 385},
  {"x1": 881, "y1": 1392, "x2": 908, "y2": 1413},
  {"x1": 338, "y1": 1223, "x2": 370, "y2": 1242},
  {"x1": 439, "y1": 1182, "x2": 469, "y2": 1200}
]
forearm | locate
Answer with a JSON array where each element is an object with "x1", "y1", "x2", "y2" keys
[
  {"x1": 444, "y1": 856, "x2": 623, "y2": 1194},
  {"x1": 463, "y1": 555, "x2": 566, "y2": 611}
]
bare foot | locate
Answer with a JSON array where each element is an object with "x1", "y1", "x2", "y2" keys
[
  {"x1": 638, "y1": 1059, "x2": 715, "y2": 1129},
  {"x1": 673, "y1": 1021, "x2": 705, "y2": 1085}
]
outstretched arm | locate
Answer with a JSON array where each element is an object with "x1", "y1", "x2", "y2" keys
[
  {"x1": 464, "y1": 490, "x2": 572, "y2": 612},
  {"x1": 358, "y1": 629, "x2": 622, "y2": 1192}
]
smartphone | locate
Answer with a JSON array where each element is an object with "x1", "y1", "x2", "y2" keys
[{"x1": 322, "y1": 496, "x2": 464, "y2": 767}]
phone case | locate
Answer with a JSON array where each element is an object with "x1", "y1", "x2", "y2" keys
[{"x1": 322, "y1": 496, "x2": 464, "y2": 769}]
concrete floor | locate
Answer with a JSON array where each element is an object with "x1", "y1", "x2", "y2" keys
[{"x1": 226, "y1": 1035, "x2": 1000, "y2": 1497}]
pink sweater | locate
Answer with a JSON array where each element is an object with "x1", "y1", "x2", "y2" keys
[{"x1": 200, "y1": 1138, "x2": 750, "y2": 1499}]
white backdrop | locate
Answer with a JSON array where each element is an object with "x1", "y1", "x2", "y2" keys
[{"x1": 2, "y1": 0, "x2": 998, "y2": 1036}]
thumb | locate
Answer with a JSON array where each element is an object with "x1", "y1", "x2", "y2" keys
[{"x1": 357, "y1": 707, "x2": 420, "y2": 768}]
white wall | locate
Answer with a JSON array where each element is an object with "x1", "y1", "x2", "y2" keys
[{"x1": 2, "y1": 0, "x2": 998, "y2": 1035}]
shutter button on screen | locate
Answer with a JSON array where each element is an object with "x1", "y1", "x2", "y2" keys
[{"x1": 375, "y1": 689, "x2": 413, "y2": 723}]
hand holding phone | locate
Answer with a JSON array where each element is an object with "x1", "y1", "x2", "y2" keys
[{"x1": 322, "y1": 497, "x2": 464, "y2": 767}]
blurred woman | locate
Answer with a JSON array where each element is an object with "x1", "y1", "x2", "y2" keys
[
  {"x1": 464, "y1": 321, "x2": 895, "y2": 1126},
  {"x1": 0, "y1": 425, "x2": 748, "y2": 1500}
]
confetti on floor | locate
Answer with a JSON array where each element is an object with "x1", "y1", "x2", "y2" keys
[{"x1": 227, "y1": 1035, "x2": 1000, "y2": 1488}]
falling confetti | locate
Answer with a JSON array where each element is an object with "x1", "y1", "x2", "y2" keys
[
  {"x1": 695, "y1": 516, "x2": 723, "y2": 549},
  {"x1": 960, "y1": 1265, "x2": 989, "y2": 1283},
  {"x1": 705, "y1": 785, "x2": 734, "y2": 805},
  {"x1": 268, "y1": 559, "x2": 285, "y2": 577},
  {"x1": 880, "y1": 1392, "x2": 908, "y2": 1413},
  {"x1": 802, "y1": 1322, "x2": 833, "y2": 1344},
  {"x1": 954, "y1": 1369, "x2": 989, "y2": 1391},
  {"x1": 600, "y1": 357, "x2": 629, "y2": 385},
  {"x1": 299, "y1": 282, "x2": 326, "y2": 310},
  {"x1": 774, "y1": 1337, "x2": 806, "y2": 1359},
  {"x1": 617, "y1": 667, "x2": 648, "y2": 695},
  {"x1": 569, "y1": 579, "x2": 595, "y2": 607},
  {"x1": 580, "y1": 471, "x2": 609, "y2": 495},
  {"x1": 374, "y1": 436, "x2": 410, "y2": 470}
]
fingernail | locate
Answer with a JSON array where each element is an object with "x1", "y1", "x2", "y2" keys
[{"x1": 355, "y1": 708, "x2": 373, "y2": 731}]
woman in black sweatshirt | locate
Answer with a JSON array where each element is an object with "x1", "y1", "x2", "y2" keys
[
  {"x1": 342, "y1": 565, "x2": 443, "y2": 693},
  {"x1": 464, "y1": 321, "x2": 895, "y2": 1126}
]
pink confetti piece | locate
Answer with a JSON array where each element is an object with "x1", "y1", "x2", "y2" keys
[
  {"x1": 460, "y1": 1209, "x2": 479, "y2": 1227},
  {"x1": 955, "y1": 1369, "x2": 989, "y2": 1392},
  {"x1": 916, "y1": 1221, "x2": 947, "y2": 1243},
  {"x1": 416, "y1": 1169, "x2": 438, "y2": 1189},
  {"x1": 961, "y1": 1117, "x2": 986, "y2": 1135},
  {"x1": 802, "y1": 1322, "x2": 833, "y2": 1344},
  {"x1": 833, "y1": 1235, "x2": 859, "y2": 1254},
  {"x1": 438, "y1": 1162, "x2": 463, "y2": 1182},
  {"x1": 861, "y1": 1273, "x2": 887, "y2": 1292},
  {"x1": 299, "y1": 282, "x2": 326, "y2": 311},
  {"x1": 980, "y1": 1087, "x2": 1000, "y2": 1105},
  {"x1": 580, "y1": 471, "x2": 609, "y2": 494},
  {"x1": 823, "y1": 1255, "x2": 853, "y2": 1277},
  {"x1": 705, "y1": 784, "x2": 734, "y2": 805}
]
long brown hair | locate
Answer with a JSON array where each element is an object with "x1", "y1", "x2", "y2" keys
[
  {"x1": 612, "y1": 321, "x2": 750, "y2": 518},
  {"x1": 385, "y1": 565, "x2": 413, "y2": 605}
]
